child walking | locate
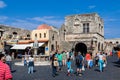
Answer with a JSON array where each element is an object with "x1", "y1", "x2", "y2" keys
[{"x1": 66, "y1": 58, "x2": 73, "y2": 76}]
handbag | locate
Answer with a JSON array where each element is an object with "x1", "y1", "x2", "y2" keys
[
  {"x1": 53, "y1": 61, "x2": 59, "y2": 67},
  {"x1": 103, "y1": 63, "x2": 106, "y2": 67},
  {"x1": 82, "y1": 65, "x2": 85, "y2": 71}
]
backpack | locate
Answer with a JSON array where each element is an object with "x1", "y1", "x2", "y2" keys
[
  {"x1": 69, "y1": 51, "x2": 73, "y2": 57},
  {"x1": 89, "y1": 60, "x2": 93, "y2": 68},
  {"x1": 95, "y1": 56, "x2": 99, "y2": 60},
  {"x1": 76, "y1": 55, "x2": 83, "y2": 65}
]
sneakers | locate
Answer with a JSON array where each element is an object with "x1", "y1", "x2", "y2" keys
[
  {"x1": 79, "y1": 74, "x2": 82, "y2": 76},
  {"x1": 67, "y1": 73, "x2": 70, "y2": 76},
  {"x1": 55, "y1": 73, "x2": 59, "y2": 76},
  {"x1": 52, "y1": 75, "x2": 55, "y2": 77}
]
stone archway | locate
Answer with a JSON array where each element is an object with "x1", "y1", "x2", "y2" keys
[
  {"x1": 101, "y1": 43, "x2": 103, "y2": 51},
  {"x1": 98, "y1": 42, "x2": 100, "y2": 51},
  {"x1": 75, "y1": 43, "x2": 87, "y2": 56}
]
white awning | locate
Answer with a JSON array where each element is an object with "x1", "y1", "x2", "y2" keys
[
  {"x1": 30, "y1": 43, "x2": 44, "y2": 47},
  {"x1": 11, "y1": 44, "x2": 31, "y2": 50},
  {"x1": 10, "y1": 43, "x2": 44, "y2": 50},
  {"x1": 38, "y1": 43, "x2": 44, "y2": 46}
]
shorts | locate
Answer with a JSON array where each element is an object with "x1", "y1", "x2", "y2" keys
[{"x1": 77, "y1": 64, "x2": 82, "y2": 69}]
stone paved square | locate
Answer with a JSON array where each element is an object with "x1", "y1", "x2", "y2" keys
[{"x1": 11, "y1": 54, "x2": 120, "y2": 80}]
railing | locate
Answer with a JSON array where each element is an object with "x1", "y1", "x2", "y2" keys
[{"x1": 22, "y1": 55, "x2": 50, "y2": 62}]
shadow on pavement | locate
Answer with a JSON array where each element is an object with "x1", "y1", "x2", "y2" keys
[
  {"x1": 11, "y1": 70, "x2": 16, "y2": 73},
  {"x1": 114, "y1": 65, "x2": 120, "y2": 68},
  {"x1": 112, "y1": 61, "x2": 120, "y2": 68},
  {"x1": 33, "y1": 70, "x2": 37, "y2": 73},
  {"x1": 94, "y1": 69, "x2": 100, "y2": 72}
]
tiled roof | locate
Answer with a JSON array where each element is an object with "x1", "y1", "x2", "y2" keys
[
  {"x1": 37, "y1": 24, "x2": 52, "y2": 30},
  {"x1": 18, "y1": 40, "x2": 48, "y2": 44}
]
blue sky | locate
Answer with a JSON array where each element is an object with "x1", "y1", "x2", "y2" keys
[{"x1": 0, "y1": 0, "x2": 120, "y2": 39}]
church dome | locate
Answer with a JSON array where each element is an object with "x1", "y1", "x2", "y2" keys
[{"x1": 37, "y1": 24, "x2": 52, "y2": 30}]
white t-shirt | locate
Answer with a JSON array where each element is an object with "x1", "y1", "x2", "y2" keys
[
  {"x1": 66, "y1": 52, "x2": 69, "y2": 58},
  {"x1": 98, "y1": 54, "x2": 103, "y2": 60},
  {"x1": 6, "y1": 55, "x2": 12, "y2": 61},
  {"x1": 28, "y1": 57, "x2": 34, "y2": 62}
]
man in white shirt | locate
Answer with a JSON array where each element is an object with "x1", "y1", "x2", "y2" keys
[
  {"x1": 66, "y1": 51, "x2": 69, "y2": 59},
  {"x1": 6, "y1": 54, "x2": 12, "y2": 70}
]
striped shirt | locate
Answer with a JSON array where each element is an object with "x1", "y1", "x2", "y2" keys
[{"x1": 0, "y1": 61, "x2": 12, "y2": 80}]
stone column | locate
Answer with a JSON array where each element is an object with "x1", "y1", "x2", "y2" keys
[{"x1": 33, "y1": 35, "x2": 38, "y2": 61}]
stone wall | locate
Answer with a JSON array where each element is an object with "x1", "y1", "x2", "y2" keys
[
  {"x1": 59, "y1": 13, "x2": 104, "y2": 54},
  {"x1": 0, "y1": 25, "x2": 31, "y2": 38},
  {"x1": 0, "y1": 24, "x2": 31, "y2": 51}
]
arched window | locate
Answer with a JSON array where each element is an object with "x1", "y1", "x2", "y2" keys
[
  {"x1": 110, "y1": 42, "x2": 112, "y2": 44},
  {"x1": 99, "y1": 24, "x2": 101, "y2": 32},
  {"x1": 35, "y1": 34, "x2": 37, "y2": 37},
  {"x1": 98, "y1": 42, "x2": 100, "y2": 51},
  {"x1": 51, "y1": 44, "x2": 54, "y2": 51},
  {"x1": 13, "y1": 32, "x2": 17, "y2": 38},
  {"x1": 8, "y1": 35, "x2": 12, "y2": 39},
  {"x1": 52, "y1": 34, "x2": 54, "y2": 40},
  {"x1": 13, "y1": 32, "x2": 17, "y2": 35},
  {"x1": 27, "y1": 34, "x2": 30, "y2": 37},
  {"x1": 74, "y1": 18, "x2": 80, "y2": 26},
  {"x1": 116, "y1": 41, "x2": 119, "y2": 44},
  {"x1": 101, "y1": 43, "x2": 103, "y2": 51},
  {"x1": 39, "y1": 33, "x2": 41, "y2": 38},
  {"x1": 44, "y1": 33, "x2": 46, "y2": 38}
]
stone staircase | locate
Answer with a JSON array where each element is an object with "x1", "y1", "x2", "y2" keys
[
  {"x1": 14, "y1": 61, "x2": 51, "y2": 66},
  {"x1": 59, "y1": 41, "x2": 72, "y2": 51}
]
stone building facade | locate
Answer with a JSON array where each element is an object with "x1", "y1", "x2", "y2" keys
[
  {"x1": 59, "y1": 13, "x2": 104, "y2": 55},
  {"x1": 31, "y1": 24, "x2": 59, "y2": 55},
  {"x1": 0, "y1": 25, "x2": 31, "y2": 40},
  {"x1": 0, "y1": 13, "x2": 118, "y2": 56},
  {"x1": 104, "y1": 38, "x2": 120, "y2": 53},
  {"x1": 0, "y1": 25, "x2": 31, "y2": 51}
]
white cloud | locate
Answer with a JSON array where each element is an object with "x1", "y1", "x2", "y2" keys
[
  {"x1": 0, "y1": 16, "x2": 64, "y2": 30},
  {"x1": 0, "y1": 1, "x2": 7, "y2": 8},
  {"x1": 88, "y1": 5, "x2": 96, "y2": 9},
  {"x1": 0, "y1": 15, "x2": 64, "y2": 30},
  {"x1": 10, "y1": 19, "x2": 39, "y2": 30},
  {"x1": 42, "y1": 16, "x2": 55, "y2": 19},
  {"x1": 0, "y1": 16, "x2": 8, "y2": 22},
  {"x1": 104, "y1": 18, "x2": 118, "y2": 22},
  {"x1": 31, "y1": 16, "x2": 64, "y2": 27}
]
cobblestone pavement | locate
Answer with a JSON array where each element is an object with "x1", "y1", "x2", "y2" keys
[{"x1": 11, "y1": 54, "x2": 120, "y2": 80}]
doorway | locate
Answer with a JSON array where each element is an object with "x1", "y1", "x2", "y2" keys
[{"x1": 75, "y1": 43, "x2": 87, "y2": 56}]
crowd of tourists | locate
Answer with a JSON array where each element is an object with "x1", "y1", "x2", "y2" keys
[
  {"x1": 1, "y1": 48, "x2": 120, "y2": 79},
  {"x1": 50, "y1": 50, "x2": 110, "y2": 77}
]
